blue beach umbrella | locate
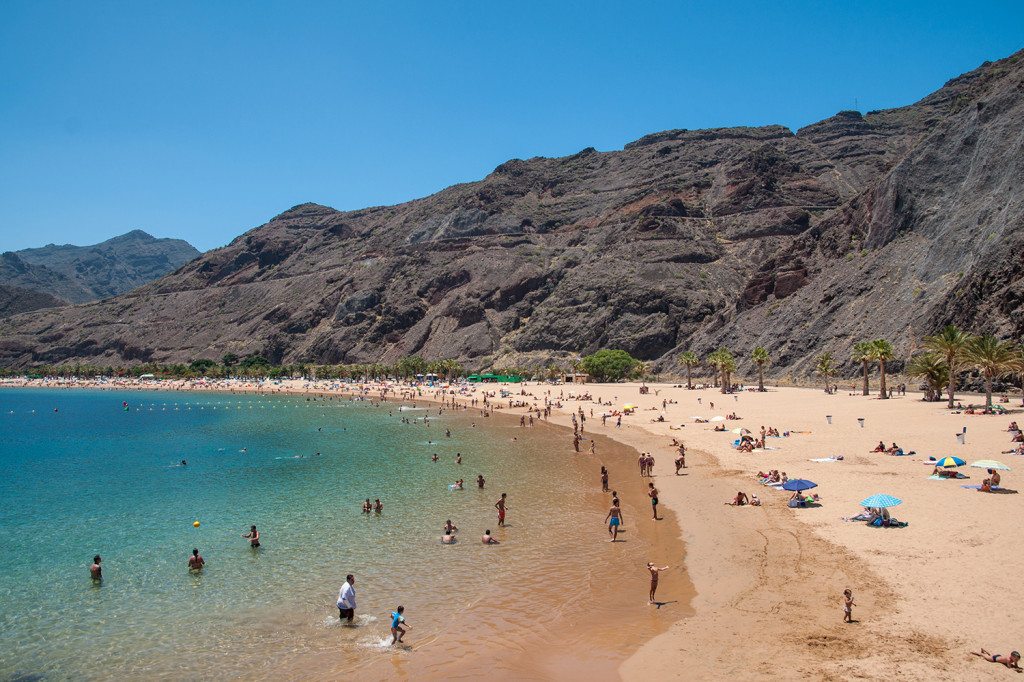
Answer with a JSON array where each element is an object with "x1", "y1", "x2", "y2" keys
[
  {"x1": 781, "y1": 479, "x2": 817, "y2": 492},
  {"x1": 934, "y1": 456, "x2": 966, "y2": 468},
  {"x1": 860, "y1": 493, "x2": 902, "y2": 508}
]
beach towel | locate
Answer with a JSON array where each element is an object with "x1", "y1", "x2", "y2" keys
[
  {"x1": 929, "y1": 473, "x2": 969, "y2": 480},
  {"x1": 960, "y1": 485, "x2": 1002, "y2": 490},
  {"x1": 810, "y1": 457, "x2": 841, "y2": 462}
]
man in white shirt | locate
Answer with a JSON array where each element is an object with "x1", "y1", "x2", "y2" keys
[{"x1": 337, "y1": 574, "x2": 356, "y2": 623}]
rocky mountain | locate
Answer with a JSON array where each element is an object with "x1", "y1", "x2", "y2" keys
[
  {"x1": 1, "y1": 50, "x2": 1022, "y2": 374},
  {"x1": 0, "y1": 284, "x2": 66, "y2": 318},
  {"x1": 0, "y1": 230, "x2": 200, "y2": 310}
]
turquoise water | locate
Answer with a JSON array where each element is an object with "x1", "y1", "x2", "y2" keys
[{"x1": 0, "y1": 388, "x2": 653, "y2": 680}]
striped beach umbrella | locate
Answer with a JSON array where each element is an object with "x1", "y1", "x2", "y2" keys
[
  {"x1": 934, "y1": 456, "x2": 966, "y2": 468},
  {"x1": 860, "y1": 493, "x2": 902, "y2": 508}
]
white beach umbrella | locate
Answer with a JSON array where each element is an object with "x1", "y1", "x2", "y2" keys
[
  {"x1": 970, "y1": 460, "x2": 1011, "y2": 471},
  {"x1": 710, "y1": 416, "x2": 726, "y2": 422}
]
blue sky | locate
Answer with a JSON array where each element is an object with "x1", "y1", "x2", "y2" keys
[{"x1": 1, "y1": 1, "x2": 1021, "y2": 252}]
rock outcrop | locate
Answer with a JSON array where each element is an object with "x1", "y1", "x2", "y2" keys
[{"x1": 2, "y1": 50, "x2": 1022, "y2": 375}]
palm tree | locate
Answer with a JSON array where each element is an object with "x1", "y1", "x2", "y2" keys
[
  {"x1": 923, "y1": 325, "x2": 974, "y2": 408},
  {"x1": 815, "y1": 352, "x2": 835, "y2": 393},
  {"x1": 964, "y1": 335, "x2": 1023, "y2": 410},
  {"x1": 906, "y1": 352, "x2": 949, "y2": 402},
  {"x1": 713, "y1": 348, "x2": 737, "y2": 394},
  {"x1": 678, "y1": 351, "x2": 699, "y2": 389},
  {"x1": 751, "y1": 346, "x2": 770, "y2": 392},
  {"x1": 869, "y1": 339, "x2": 895, "y2": 399},
  {"x1": 851, "y1": 341, "x2": 873, "y2": 396},
  {"x1": 706, "y1": 350, "x2": 724, "y2": 388}
]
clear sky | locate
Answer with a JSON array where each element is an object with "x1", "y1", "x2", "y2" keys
[{"x1": 1, "y1": 1, "x2": 1021, "y2": 252}]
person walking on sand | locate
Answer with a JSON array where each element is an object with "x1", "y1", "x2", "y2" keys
[
  {"x1": 495, "y1": 493, "x2": 508, "y2": 527},
  {"x1": 648, "y1": 482, "x2": 660, "y2": 520},
  {"x1": 188, "y1": 548, "x2": 205, "y2": 572},
  {"x1": 647, "y1": 563, "x2": 669, "y2": 604},
  {"x1": 843, "y1": 588, "x2": 856, "y2": 623},
  {"x1": 601, "y1": 466, "x2": 609, "y2": 492},
  {"x1": 390, "y1": 606, "x2": 410, "y2": 644},
  {"x1": 971, "y1": 649, "x2": 1021, "y2": 670},
  {"x1": 606, "y1": 502, "x2": 624, "y2": 542},
  {"x1": 337, "y1": 574, "x2": 356, "y2": 623}
]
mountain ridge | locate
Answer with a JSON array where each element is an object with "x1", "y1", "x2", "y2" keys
[
  {"x1": 0, "y1": 231, "x2": 200, "y2": 310},
  {"x1": 1, "y1": 49, "x2": 1022, "y2": 373}
]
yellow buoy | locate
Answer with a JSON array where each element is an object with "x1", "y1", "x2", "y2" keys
[{"x1": 193, "y1": 520, "x2": 201, "y2": 527}]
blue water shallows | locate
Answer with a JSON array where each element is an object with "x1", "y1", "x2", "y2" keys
[{"x1": 0, "y1": 388, "x2": 627, "y2": 680}]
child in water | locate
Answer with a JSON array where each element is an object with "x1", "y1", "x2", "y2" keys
[{"x1": 390, "y1": 606, "x2": 411, "y2": 644}]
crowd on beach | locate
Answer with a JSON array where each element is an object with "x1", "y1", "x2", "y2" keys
[{"x1": 11, "y1": 371, "x2": 1024, "y2": 670}]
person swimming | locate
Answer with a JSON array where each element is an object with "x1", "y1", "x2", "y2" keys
[{"x1": 481, "y1": 529, "x2": 500, "y2": 544}]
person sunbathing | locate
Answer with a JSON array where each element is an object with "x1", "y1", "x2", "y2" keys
[
  {"x1": 754, "y1": 438, "x2": 765, "y2": 449},
  {"x1": 713, "y1": 424, "x2": 726, "y2": 432},
  {"x1": 726, "y1": 492, "x2": 749, "y2": 506},
  {"x1": 1008, "y1": 421, "x2": 1019, "y2": 432},
  {"x1": 750, "y1": 494, "x2": 761, "y2": 506},
  {"x1": 971, "y1": 649, "x2": 1021, "y2": 670},
  {"x1": 1013, "y1": 432, "x2": 1024, "y2": 443},
  {"x1": 990, "y1": 470, "x2": 1002, "y2": 487},
  {"x1": 872, "y1": 441, "x2": 886, "y2": 452},
  {"x1": 886, "y1": 443, "x2": 900, "y2": 455},
  {"x1": 738, "y1": 441, "x2": 753, "y2": 453}
]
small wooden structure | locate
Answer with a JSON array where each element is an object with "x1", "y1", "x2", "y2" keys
[{"x1": 561, "y1": 372, "x2": 589, "y2": 384}]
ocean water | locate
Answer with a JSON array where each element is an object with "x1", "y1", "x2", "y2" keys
[{"x1": 0, "y1": 388, "x2": 678, "y2": 680}]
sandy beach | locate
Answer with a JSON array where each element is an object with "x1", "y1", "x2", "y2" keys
[{"x1": 6, "y1": 376, "x2": 1024, "y2": 680}]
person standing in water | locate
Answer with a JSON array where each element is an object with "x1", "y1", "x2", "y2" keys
[
  {"x1": 337, "y1": 574, "x2": 356, "y2": 623},
  {"x1": 90, "y1": 555, "x2": 102, "y2": 583},
  {"x1": 495, "y1": 493, "x2": 508, "y2": 527},
  {"x1": 648, "y1": 482, "x2": 660, "y2": 520},
  {"x1": 188, "y1": 548, "x2": 205, "y2": 572},
  {"x1": 477, "y1": 474, "x2": 485, "y2": 489},
  {"x1": 242, "y1": 525, "x2": 260, "y2": 548},
  {"x1": 390, "y1": 605, "x2": 410, "y2": 644},
  {"x1": 647, "y1": 563, "x2": 669, "y2": 604},
  {"x1": 605, "y1": 502, "x2": 624, "y2": 542}
]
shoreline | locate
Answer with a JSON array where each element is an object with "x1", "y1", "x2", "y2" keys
[
  {"x1": 1, "y1": 379, "x2": 694, "y2": 681},
  {"x1": 7, "y1": 377, "x2": 1024, "y2": 679}
]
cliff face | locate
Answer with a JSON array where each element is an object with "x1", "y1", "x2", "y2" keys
[
  {"x1": 1, "y1": 51, "x2": 1022, "y2": 373},
  {"x1": 0, "y1": 230, "x2": 200, "y2": 306}
]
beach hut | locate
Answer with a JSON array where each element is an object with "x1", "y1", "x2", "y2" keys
[{"x1": 561, "y1": 372, "x2": 589, "y2": 384}]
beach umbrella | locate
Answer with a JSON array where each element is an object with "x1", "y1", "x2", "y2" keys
[
  {"x1": 781, "y1": 479, "x2": 817, "y2": 491},
  {"x1": 859, "y1": 493, "x2": 902, "y2": 508},
  {"x1": 934, "y1": 456, "x2": 966, "y2": 468},
  {"x1": 730, "y1": 427, "x2": 750, "y2": 434},
  {"x1": 970, "y1": 460, "x2": 1011, "y2": 471},
  {"x1": 710, "y1": 416, "x2": 726, "y2": 422},
  {"x1": 623, "y1": 404, "x2": 635, "y2": 410}
]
